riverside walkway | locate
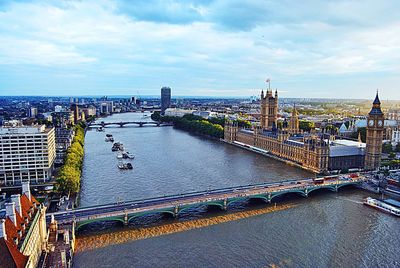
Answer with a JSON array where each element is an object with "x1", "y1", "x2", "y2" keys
[{"x1": 48, "y1": 175, "x2": 365, "y2": 230}]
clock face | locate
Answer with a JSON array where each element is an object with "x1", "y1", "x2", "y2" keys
[
  {"x1": 369, "y1": 120, "x2": 374, "y2": 126},
  {"x1": 378, "y1": 120, "x2": 383, "y2": 127}
]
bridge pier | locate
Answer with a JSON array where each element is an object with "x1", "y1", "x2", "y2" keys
[
  {"x1": 124, "y1": 210, "x2": 128, "y2": 226},
  {"x1": 174, "y1": 205, "x2": 179, "y2": 217},
  {"x1": 223, "y1": 199, "x2": 228, "y2": 211},
  {"x1": 139, "y1": 122, "x2": 144, "y2": 127}
]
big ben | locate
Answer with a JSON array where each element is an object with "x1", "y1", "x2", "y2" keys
[{"x1": 365, "y1": 92, "x2": 384, "y2": 170}]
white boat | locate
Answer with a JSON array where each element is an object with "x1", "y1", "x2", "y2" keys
[
  {"x1": 116, "y1": 153, "x2": 123, "y2": 159},
  {"x1": 363, "y1": 197, "x2": 400, "y2": 217}
]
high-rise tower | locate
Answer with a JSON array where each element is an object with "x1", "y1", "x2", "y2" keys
[
  {"x1": 260, "y1": 89, "x2": 278, "y2": 129},
  {"x1": 365, "y1": 92, "x2": 384, "y2": 170},
  {"x1": 161, "y1": 87, "x2": 171, "y2": 115}
]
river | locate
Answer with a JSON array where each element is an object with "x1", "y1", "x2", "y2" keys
[{"x1": 74, "y1": 112, "x2": 399, "y2": 268}]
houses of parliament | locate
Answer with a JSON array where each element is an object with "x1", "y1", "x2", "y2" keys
[{"x1": 224, "y1": 89, "x2": 384, "y2": 174}]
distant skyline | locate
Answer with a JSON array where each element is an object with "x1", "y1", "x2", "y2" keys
[{"x1": 0, "y1": 0, "x2": 399, "y2": 99}]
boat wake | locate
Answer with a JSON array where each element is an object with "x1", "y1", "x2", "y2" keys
[{"x1": 335, "y1": 196, "x2": 363, "y2": 204}]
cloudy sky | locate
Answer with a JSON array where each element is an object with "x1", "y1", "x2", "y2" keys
[{"x1": 0, "y1": 0, "x2": 399, "y2": 99}]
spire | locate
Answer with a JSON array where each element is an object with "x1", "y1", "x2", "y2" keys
[
  {"x1": 373, "y1": 89, "x2": 381, "y2": 105},
  {"x1": 292, "y1": 103, "x2": 298, "y2": 116},
  {"x1": 261, "y1": 89, "x2": 264, "y2": 99},
  {"x1": 275, "y1": 89, "x2": 278, "y2": 98}
]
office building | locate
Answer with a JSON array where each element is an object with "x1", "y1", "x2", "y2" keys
[
  {"x1": 28, "y1": 108, "x2": 37, "y2": 119},
  {"x1": 0, "y1": 123, "x2": 55, "y2": 185},
  {"x1": 161, "y1": 87, "x2": 171, "y2": 115}
]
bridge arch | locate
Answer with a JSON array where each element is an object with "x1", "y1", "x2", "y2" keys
[
  {"x1": 337, "y1": 182, "x2": 359, "y2": 190},
  {"x1": 247, "y1": 194, "x2": 269, "y2": 203},
  {"x1": 128, "y1": 210, "x2": 176, "y2": 222},
  {"x1": 178, "y1": 202, "x2": 225, "y2": 214},
  {"x1": 270, "y1": 190, "x2": 307, "y2": 202},
  {"x1": 76, "y1": 217, "x2": 125, "y2": 231},
  {"x1": 307, "y1": 185, "x2": 337, "y2": 195}
]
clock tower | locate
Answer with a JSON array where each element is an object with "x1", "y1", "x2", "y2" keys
[{"x1": 365, "y1": 92, "x2": 384, "y2": 170}]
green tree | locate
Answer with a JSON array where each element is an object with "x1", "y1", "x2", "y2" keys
[
  {"x1": 55, "y1": 124, "x2": 86, "y2": 194},
  {"x1": 299, "y1": 120, "x2": 314, "y2": 132},
  {"x1": 151, "y1": 111, "x2": 161, "y2": 121},
  {"x1": 382, "y1": 143, "x2": 393, "y2": 154},
  {"x1": 396, "y1": 143, "x2": 400, "y2": 152}
]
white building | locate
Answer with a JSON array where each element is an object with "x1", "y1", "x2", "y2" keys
[
  {"x1": 193, "y1": 110, "x2": 217, "y2": 119},
  {"x1": 392, "y1": 128, "x2": 400, "y2": 146},
  {"x1": 28, "y1": 108, "x2": 37, "y2": 118},
  {"x1": 54, "y1": 105, "x2": 63, "y2": 113},
  {"x1": 100, "y1": 101, "x2": 114, "y2": 115},
  {"x1": 164, "y1": 108, "x2": 194, "y2": 117},
  {"x1": 0, "y1": 124, "x2": 56, "y2": 185}
]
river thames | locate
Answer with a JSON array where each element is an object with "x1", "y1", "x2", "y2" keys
[{"x1": 74, "y1": 112, "x2": 399, "y2": 268}]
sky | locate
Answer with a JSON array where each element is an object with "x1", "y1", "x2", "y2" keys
[{"x1": 0, "y1": 0, "x2": 399, "y2": 99}]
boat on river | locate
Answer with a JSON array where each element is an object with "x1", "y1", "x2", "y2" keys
[
  {"x1": 96, "y1": 127, "x2": 104, "y2": 132},
  {"x1": 105, "y1": 135, "x2": 114, "y2": 142},
  {"x1": 116, "y1": 151, "x2": 134, "y2": 159},
  {"x1": 363, "y1": 197, "x2": 400, "y2": 217},
  {"x1": 118, "y1": 162, "x2": 133, "y2": 170},
  {"x1": 112, "y1": 142, "x2": 124, "y2": 151}
]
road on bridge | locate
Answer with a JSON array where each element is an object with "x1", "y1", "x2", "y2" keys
[{"x1": 48, "y1": 176, "x2": 365, "y2": 226}]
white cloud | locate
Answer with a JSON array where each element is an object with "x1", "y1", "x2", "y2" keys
[{"x1": 0, "y1": 0, "x2": 399, "y2": 98}]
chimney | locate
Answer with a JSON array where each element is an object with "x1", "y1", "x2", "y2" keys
[
  {"x1": 22, "y1": 181, "x2": 31, "y2": 201},
  {"x1": 11, "y1": 194, "x2": 22, "y2": 218},
  {"x1": 0, "y1": 219, "x2": 6, "y2": 240},
  {"x1": 5, "y1": 202, "x2": 17, "y2": 227}
]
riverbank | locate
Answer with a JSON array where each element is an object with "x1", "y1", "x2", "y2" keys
[{"x1": 75, "y1": 203, "x2": 296, "y2": 252}]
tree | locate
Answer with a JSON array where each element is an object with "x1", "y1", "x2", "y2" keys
[
  {"x1": 151, "y1": 111, "x2": 161, "y2": 121},
  {"x1": 396, "y1": 143, "x2": 400, "y2": 152},
  {"x1": 382, "y1": 143, "x2": 393, "y2": 154},
  {"x1": 350, "y1": 127, "x2": 366, "y2": 143},
  {"x1": 299, "y1": 120, "x2": 314, "y2": 132},
  {"x1": 325, "y1": 125, "x2": 338, "y2": 135},
  {"x1": 55, "y1": 124, "x2": 86, "y2": 194}
]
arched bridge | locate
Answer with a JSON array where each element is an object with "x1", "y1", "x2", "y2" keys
[
  {"x1": 48, "y1": 176, "x2": 365, "y2": 230},
  {"x1": 89, "y1": 121, "x2": 173, "y2": 127}
]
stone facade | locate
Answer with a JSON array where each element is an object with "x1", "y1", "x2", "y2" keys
[
  {"x1": 224, "y1": 89, "x2": 380, "y2": 173},
  {"x1": 260, "y1": 90, "x2": 278, "y2": 129},
  {"x1": 365, "y1": 92, "x2": 385, "y2": 170}
]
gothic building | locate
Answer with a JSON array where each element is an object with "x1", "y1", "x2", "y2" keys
[
  {"x1": 224, "y1": 89, "x2": 382, "y2": 174},
  {"x1": 260, "y1": 90, "x2": 278, "y2": 129},
  {"x1": 364, "y1": 92, "x2": 384, "y2": 170}
]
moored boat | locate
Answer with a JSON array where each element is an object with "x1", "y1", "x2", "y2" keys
[{"x1": 118, "y1": 162, "x2": 133, "y2": 170}]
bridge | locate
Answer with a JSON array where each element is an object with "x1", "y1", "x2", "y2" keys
[
  {"x1": 89, "y1": 121, "x2": 173, "y2": 127},
  {"x1": 48, "y1": 176, "x2": 365, "y2": 230}
]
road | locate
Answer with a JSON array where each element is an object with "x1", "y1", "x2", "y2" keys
[{"x1": 48, "y1": 176, "x2": 364, "y2": 224}]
